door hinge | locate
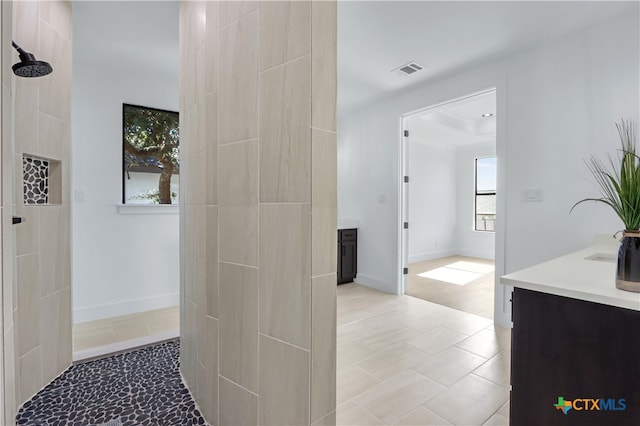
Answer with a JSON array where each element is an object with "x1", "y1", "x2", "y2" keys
[
  {"x1": 404, "y1": 176, "x2": 409, "y2": 183},
  {"x1": 403, "y1": 267, "x2": 409, "y2": 275},
  {"x1": 403, "y1": 130, "x2": 409, "y2": 137},
  {"x1": 403, "y1": 222, "x2": 409, "y2": 229}
]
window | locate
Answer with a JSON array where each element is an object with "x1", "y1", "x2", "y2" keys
[
  {"x1": 122, "y1": 104, "x2": 179, "y2": 204},
  {"x1": 475, "y1": 156, "x2": 496, "y2": 231}
]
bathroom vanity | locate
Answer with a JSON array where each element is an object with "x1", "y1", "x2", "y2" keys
[{"x1": 501, "y1": 244, "x2": 640, "y2": 426}]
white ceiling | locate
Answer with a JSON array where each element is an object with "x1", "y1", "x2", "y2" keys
[
  {"x1": 72, "y1": 1, "x2": 636, "y2": 117},
  {"x1": 407, "y1": 90, "x2": 496, "y2": 147},
  {"x1": 73, "y1": 1, "x2": 178, "y2": 78},
  {"x1": 338, "y1": 1, "x2": 637, "y2": 116}
]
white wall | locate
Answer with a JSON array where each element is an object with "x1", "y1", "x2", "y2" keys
[
  {"x1": 456, "y1": 142, "x2": 496, "y2": 260},
  {"x1": 337, "y1": 11, "x2": 639, "y2": 326},
  {"x1": 407, "y1": 141, "x2": 457, "y2": 263},
  {"x1": 72, "y1": 61, "x2": 179, "y2": 323}
]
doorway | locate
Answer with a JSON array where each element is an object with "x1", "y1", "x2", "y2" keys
[
  {"x1": 70, "y1": 1, "x2": 180, "y2": 361},
  {"x1": 400, "y1": 90, "x2": 498, "y2": 319}
]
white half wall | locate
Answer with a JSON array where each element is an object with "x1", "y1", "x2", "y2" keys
[
  {"x1": 71, "y1": 61, "x2": 179, "y2": 323},
  {"x1": 407, "y1": 141, "x2": 457, "y2": 263},
  {"x1": 337, "y1": 11, "x2": 639, "y2": 327},
  {"x1": 455, "y1": 142, "x2": 496, "y2": 260}
]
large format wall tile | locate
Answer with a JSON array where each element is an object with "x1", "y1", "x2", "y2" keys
[
  {"x1": 219, "y1": 1, "x2": 257, "y2": 29},
  {"x1": 39, "y1": 1, "x2": 72, "y2": 42},
  {"x1": 38, "y1": 20, "x2": 71, "y2": 123},
  {"x1": 219, "y1": 376, "x2": 258, "y2": 426},
  {"x1": 205, "y1": 92, "x2": 218, "y2": 206},
  {"x1": 219, "y1": 205, "x2": 258, "y2": 266},
  {"x1": 259, "y1": 203, "x2": 311, "y2": 349},
  {"x1": 16, "y1": 254, "x2": 40, "y2": 356},
  {"x1": 17, "y1": 346, "x2": 43, "y2": 406},
  {"x1": 259, "y1": 335, "x2": 310, "y2": 426},
  {"x1": 205, "y1": 206, "x2": 219, "y2": 318},
  {"x1": 40, "y1": 288, "x2": 71, "y2": 384},
  {"x1": 205, "y1": 2, "x2": 219, "y2": 95},
  {"x1": 219, "y1": 11, "x2": 258, "y2": 145},
  {"x1": 311, "y1": 274, "x2": 337, "y2": 422},
  {"x1": 218, "y1": 139, "x2": 258, "y2": 206},
  {"x1": 260, "y1": 1, "x2": 311, "y2": 71},
  {"x1": 219, "y1": 262, "x2": 259, "y2": 392},
  {"x1": 312, "y1": 207, "x2": 337, "y2": 277},
  {"x1": 259, "y1": 55, "x2": 311, "y2": 203},
  {"x1": 196, "y1": 316, "x2": 219, "y2": 423},
  {"x1": 311, "y1": 1, "x2": 337, "y2": 132}
]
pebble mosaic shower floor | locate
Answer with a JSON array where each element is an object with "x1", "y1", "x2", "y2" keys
[{"x1": 15, "y1": 340, "x2": 208, "y2": 426}]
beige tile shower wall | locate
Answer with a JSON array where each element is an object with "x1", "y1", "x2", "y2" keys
[
  {"x1": 179, "y1": 1, "x2": 336, "y2": 425},
  {"x1": 12, "y1": 0, "x2": 72, "y2": 408},
  {"x1": 1, "y1": 1, "x2": 16, "y2": 423}
]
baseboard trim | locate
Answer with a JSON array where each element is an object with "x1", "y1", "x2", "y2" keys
[
  {"x1": 456, "y1": 249, "x2": 495, "y2": 260},
  {"x1": 353, "y1": 274, "x2": 396, "y2": 294},
  {"x1": 408, "y1": 249, "x2": 458, "y2": 264},
  {"x1": 73, "y1": 293, "x2": 179, "y2": 324}
]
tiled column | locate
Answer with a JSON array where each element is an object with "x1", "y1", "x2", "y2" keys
[{"x1": 179, "y1": 1, "x2": 336, "y2": 425}]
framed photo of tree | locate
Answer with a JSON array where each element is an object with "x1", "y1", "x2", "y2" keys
[{"x1": 122, "y1": 103, "x2": 180, "y2": 204}]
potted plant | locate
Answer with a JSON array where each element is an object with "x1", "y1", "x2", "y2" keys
[{"x1": 572, "y1": 119, "x2": 640, "y2": 292}]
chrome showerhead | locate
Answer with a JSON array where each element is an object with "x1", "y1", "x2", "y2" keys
[{"x1": 11, "y1": 41, "x2": 53, "y2": 78}]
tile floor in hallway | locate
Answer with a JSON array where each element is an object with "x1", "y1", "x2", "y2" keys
[
  {"x1": 16, "y1": 340, "x2": 207, "y2": 426},
  {"x1": 73, "y1": 306, "x2": 179, "y2": 360},
  {"x1": 337, "y1": 283, "x2": 510, "y2": 425},
  {"x1": 406, "y1": 256, "x2": 495, "y2": 319}
]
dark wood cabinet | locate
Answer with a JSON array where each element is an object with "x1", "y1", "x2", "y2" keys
[
  {"x1": 510, "y1": 288, "x2": 640, "y2": 426},
  {"x1": 338, "y1": 228, "x2": 357, "y2": 284}
]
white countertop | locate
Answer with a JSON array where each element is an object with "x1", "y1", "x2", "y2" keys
[{"x1": 501, "y1": 244, "x2": 640, "y2": 311}]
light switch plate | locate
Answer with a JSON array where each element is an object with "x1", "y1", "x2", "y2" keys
[{"x1": 522, "y1": 188, "x2": 543, "y2": 202}]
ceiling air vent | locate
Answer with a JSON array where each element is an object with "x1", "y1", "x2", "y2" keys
[{"x1": 393, "y1": 61, "x2": 423, "y2": 76}]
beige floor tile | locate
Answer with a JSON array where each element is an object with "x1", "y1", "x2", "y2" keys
[
  {"x1": 440, "y1": 314, "x2": 494, "y2": 336},
  {"x1": 336, "y1": 401, "x2": 384, "y2": 426},
  {"x1": 337, "y1": 365, "x2": 381, "y2": 405},
  {"x1": 394, "y1": 406, "x2": 453, "y2": 425},
  {"x1": 483, "y1": 412, "x2": 509, "y2": 425},
  {"x1": 498, "y1": 401, "x2": 509, "y2": 417},
  {"x1": 424, "y1": 374, "x2": 509, "y2": 426},
  {"x1": 412, "y1": 346, "x2": 487, "y2": 386},
  {"x1": 354, "y1": 369, "x2": 446, "y2": 424},
  {"x1": 72, "y1": 306, "x2": 180, "y2": 353},
  {"x1": 455, "y1": 328, "x2": 508, "y2": 359},
  {"x1": 405, "y1": 326, "x2": 468, "y2": 354},
  {"x1": 473, "y1": 350, "x2": 511, "y2": 387},
  {"x1": 337, "y1": 340, "x2": 376, "y2": 369},
  {"x1": 358, "y1": 326, "x2": 421, "y2": 353},
  {"x1": 357, "y1": 343, "x2": 430, "y2": 381}
]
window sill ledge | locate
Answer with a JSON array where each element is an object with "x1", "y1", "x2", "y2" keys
[{"x1": 117, "y1": 204, "x2": 179, "y2": 215}]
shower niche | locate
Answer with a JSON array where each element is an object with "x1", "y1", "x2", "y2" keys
[{"x1": 22, "y1": 154, "x2": 62, "y2": 205}]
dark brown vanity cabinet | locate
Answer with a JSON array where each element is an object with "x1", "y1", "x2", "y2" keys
[
  {"x1": 337, "y1": 228, "x2": 357, "y2": 284},
  {"x1": 510, "y1": 288, "x2": 640, "y2": 425}
]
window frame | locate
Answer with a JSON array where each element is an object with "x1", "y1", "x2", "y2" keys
[
  {"x1": 122, "y1": 103, "x2": 180, "y2": 205},
  {"x1": 474, "y1": 156, "x2": 496, "y2": 233}
]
